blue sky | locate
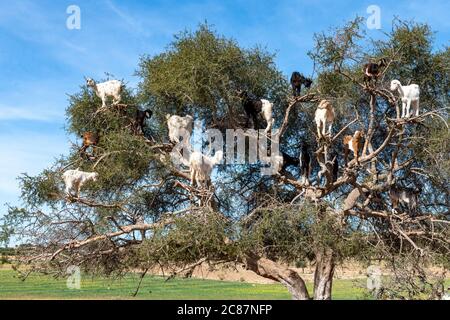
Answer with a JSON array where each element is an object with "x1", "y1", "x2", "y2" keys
[{"x1": 0, "y1": 0, "x2": 448, "y2": 214}]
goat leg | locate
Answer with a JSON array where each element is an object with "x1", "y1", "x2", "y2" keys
[
  {"x1": 253, "y1": 114, "x2": 259, "y2": 130},
  {"x1": 406, "y1": 100, "x2": 411, "y2": 118},
  {"x1": 354, "y1": 149, "x2": 359, "y2": 165}
]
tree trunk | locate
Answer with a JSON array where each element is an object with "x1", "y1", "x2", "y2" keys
[
  {"x1": 313, "y1": 248, "x2": 335, "y2": 300},
  {"x1": 245, "y1": 253, "x2": 310, "y2": 300}
]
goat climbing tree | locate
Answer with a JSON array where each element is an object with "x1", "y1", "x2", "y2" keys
[{"x1": 1, "y1": 19, "x2": 449, "y2": 300}]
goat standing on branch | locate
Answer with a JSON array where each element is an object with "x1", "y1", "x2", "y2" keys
[
  {"x1": 299, "y1": 144, "x2": 312, "y2": 185},
  {"x1": 166, "y1": 114, "x2": 194, "y2": 144},
  {"x1": 343, "y1": 130, "x2": 364, "y2": 166},
  {"x1": 86, "y1": 77, "x2": 124, "y2": 109},
  {"x1": 240, "y1": 91, "x2": 274, "y2": 133},
  {"x1": 62, "y1": 169, "x2": 99, "y2": 198},
  {"x1": 315, "y1": 100, "x2": 335, "y2": 139},
  {"x1": 390, "y1": 80, "x2": 420, "y2": 118},
  {"x1": 290, "y1": 72, "x2": 313, "y2": 97},
  {"x1": 389, "y1": 186, "x2": 420, "y2": 215},
  {"x1": 80, "y1": 132, "x2": 99, "y2": 156},
  {"x1": 280, "y1": 151, "x2": 300, "y2": 172},
  {"x1": 135, "y1": 109, "x2": 153, "y2": 135},
  {"x1": 189, "y1": 151, "x2": 223, "y2": 188},
  {"x1": 363, "y1": 58, "x2": 387, "y2": 85}
]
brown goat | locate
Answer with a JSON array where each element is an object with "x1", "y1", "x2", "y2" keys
[
  {"x1": 363, "y1": 58, "x2": 387, "y2": 84},
  {"x1": 81, "y1": 132, "x2": 99, "y2": 154},
  {"x1": 343, "y1": 130, "x2": 364, "y2": 165}
]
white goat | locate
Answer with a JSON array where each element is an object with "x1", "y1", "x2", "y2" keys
[
  {"x1": 390, "y1": 80, "x2": 420, "y2": 118},
  {"x1": 86, "y1": 78, "x2": 124, "y2": 108},
  {"x1": 314, "y1": 100, "x2": 335, "y2": 138},
  {"x1": 189, "y1": 151, "x2": 223, "y2": 188},
  {"x1": 166, "y1": 114, "x2": 194, "y2": 144},
  {"x1": 62, "y1": 169, "x2": 98, "y2": 197},
  {"x1": 261, "y1": 99, "x2": 275, "y2": 133}
]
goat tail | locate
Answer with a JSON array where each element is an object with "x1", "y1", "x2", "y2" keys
[{"x1": 165, "y1": 114, "x2": 171, "y2": 121}]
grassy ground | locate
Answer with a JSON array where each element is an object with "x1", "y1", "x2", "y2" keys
[{"x1": 0, "y1": 268, "x2": 368, "y2": 300}]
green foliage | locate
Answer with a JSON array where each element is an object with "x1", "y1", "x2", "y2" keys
[
  {"x1": 240, "y1": 202, "x2": 368, "y2": 264},
  {"x1": 376, "y1": 254, "x2": 447, "y2": 300},
  {"x1": 67, "y1": 84, "x2": 137, "y2": 137},
  {"x1": 19, "y1": 169, "x2": 62, "y2": 208},
  {"x1": 139, "y1": 210, "x2": 237, "y2": 267},
  {"x1": 0, "y1": 247, "x2": 15, "y2": 256},
  {"x1": 0, "y1": 255, "x2": 8, "y2": 264},
  {"x1": 137, "y1": 23, "x2": 288, "y2": 130}
]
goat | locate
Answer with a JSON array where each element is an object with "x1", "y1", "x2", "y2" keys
[
  {"x1": 62, "y1": 169, "x2": 98, "y2": 197},
  {"x1": 281, "y1": 151, "x2": 300, "y2": 172},
  {"x1": 86, "y1": 78, "x2": 124, "y2": 108},
  {"x1": 389, "y1": 186, "x2": 420, "y2": 215},
  {"x1": 81, "y1": 132, "x2": 99, "y2": 154},
  {"x1": 332, "y1": 156, "x2": 339, "y2": 183},
  {"x1": 299, "y1": 144, "x2": 312, "y2": 185},
  {"x1": 363, "y1": 58, "x2": 387, "y2": 84},
  {"x1": 189, "y1": 151, "x2": 223, "y2": 188},
  {"x1": 240, "y1": 91, "x2": 275, "y2": 133},
  {"x1": 390, "y1": 80, "x2": 420, "y2": 118},
  {"x1": 134, "y1": 109, "x2": 152, "y2": 134},
  {"x1": 317, "y1": 155, "x2": 338, "y2": 186},
  {"x1": 343, "y1": 130, "x2": 365, "y2": 165},
  {"x1": 166, "y1": 114, "x2": 194, "y2": 144},
  {"x1": 290, "y1": 72, "x2": 313, "y2": 97},
  {"x1": 314, "y1": 100, "x2": 335, "y2": 139}
]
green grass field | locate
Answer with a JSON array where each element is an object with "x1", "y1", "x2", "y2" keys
[{"x1": 0, "y1": 268, "x2": 369, "y2": 300}]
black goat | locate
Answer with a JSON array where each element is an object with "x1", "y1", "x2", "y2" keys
[
  {"x1": 240, "y1": 91, "x2": 262, "y2": 129},
  {"x1": 363, "y1": 58, "x2": 387, "y2": 84},
  {"x1": 290, "y1": 72, "x2": 313, "y2": 97},
  {"x1": 299, "y1": 144, "x2": 312, "y2": 185},
  {"x1": 134, "y1": 109, "x2": 153, "y2": 134},
  {"x1": 281, "y1": 151, "x2": 300, "y2": 172},
  {"x1": 239, "y1": 90, "x2": 274, "y2": 133},
  {"x1": 332, "y1": 156, "x2": 339, "y2": 183}
]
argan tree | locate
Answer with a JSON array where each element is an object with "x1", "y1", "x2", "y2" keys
[{"x1": 2, "y1": 20, "x2": 449, "y2": 300}]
